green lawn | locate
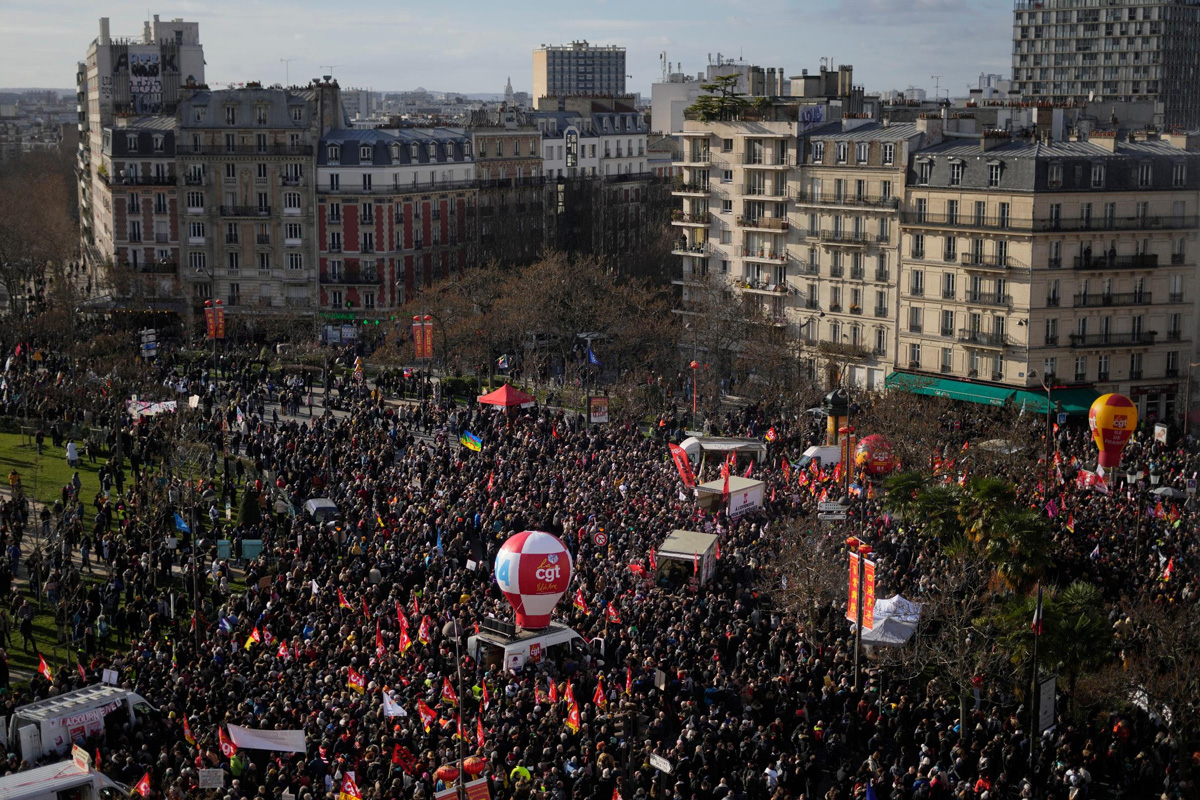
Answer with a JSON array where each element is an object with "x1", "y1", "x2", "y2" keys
[{"x1": 0, "y1": 432, "x2": 131, "y2": 521}]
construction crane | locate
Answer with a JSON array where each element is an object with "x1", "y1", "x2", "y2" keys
[
  {"x1": 320, "y1": 65, "x2": 346, "y2": 79},
  {"x1": 280, "y1": 58, "x2": 297, "y2": 86}
]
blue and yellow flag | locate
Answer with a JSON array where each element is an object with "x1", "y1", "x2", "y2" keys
[{"x1": 460, "y1": 431, "x2": 482, "y2": 452}]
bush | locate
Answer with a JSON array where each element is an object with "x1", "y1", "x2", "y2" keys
[{"x1": 441, "y1": 376, "x2": 480, "y2": 398}]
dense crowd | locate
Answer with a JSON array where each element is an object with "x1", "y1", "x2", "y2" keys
[{"x1": 0, "y1": 334, "x2": 1196, "y2": 800}]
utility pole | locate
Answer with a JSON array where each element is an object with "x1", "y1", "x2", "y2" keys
[{"x1": 280, "y1": 58, "x2": 297, "y2": 86}]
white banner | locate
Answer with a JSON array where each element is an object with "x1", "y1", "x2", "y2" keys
[{"x1": 227, "y1": 724, "x2": 306, "y2": 753}]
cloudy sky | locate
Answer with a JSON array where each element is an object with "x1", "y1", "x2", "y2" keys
[{"x1": 3, "y1": 0, "x2": 1013, "y2": 96}]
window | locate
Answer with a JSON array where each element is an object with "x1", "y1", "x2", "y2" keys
[
  {"x1": 257, "y1": 192, "x2": 268, "y2": 211},
  {"x1": 941, "y1": 310, "x2": 955, "y2": 336},
  {"x1": 875, "y1": 328, "x2": 887, "y2": 355},
  {"x1": 255, "y1": 105, "x2": 268, "y2": 125},
  {"x1": 721, "y1": 199, "x2": 733, "y2": 213},
  {"x1": 1130, "y1": 352, "x2": 1143, "y2": 379},
  {"x1": 908, "y1": 306, "x2": 922, "y2": 332},
  {"x1": 856, "y1": 143, "x2": 869, "y2": 163},
  {"x1": 988, "y1": 164, "x2": 1002, "y2": 187},
  {"x1": 1090, "y1": 163, "x2": 1105, "y2": 188},
  {"x1": 942, "y1": 272, "x2": 956, "y2": 299},
  {"x1": 941, "y1": 348, "x2": 953, "y2": 372},
  {"x1": 1048, "y1": 162, "x2": 1063, "y2": 188},
  {"x1": 1138, "y1": 163, "x2": 1152, "y2": 188},
  {"x1": 256, "y1": 163, "x2": 267, "y2": 180},
  {"x1": 943, "y1": 236, "x2": 957, "y2": 262},
  {"x1": 291, "y1": 107, "x2": 303, "y2": 122},
  {"x1": 918, "y1": 162, "x2": 932, "y2": 185},
  {"x1": 911, "y1": 233, "x2": 925, "y2": 260},
  {"x1": 362, "y1": 173, "x2": 372, "y2": 191},
  {"x1": 329, "y1": 173, "x2": 340, "y2": 191},
  {"x1": 224, "y1": 106, "x2": 236, "y2": 125},
  {"x1": 188, "y1": 221, "x2": 206, "y2": 240},
  {"x1": 359, "y1": 202, "x2": 374, "y2": 224},
  {"x1": 910, "y1": 269, "x2": 924, "y2": 296},
  {"x1": 328, "y1": 202, "x2": 341, "y2": 223},
  {"x1": 360, "y1": 145, "x2": 372, "y2": 161},
  {"x1": 721, "y1": 169, "x2": 733, "y2": 183},
  {"x1": 835, "y1": 143, "x2": 848, "y2": 163},
  {"x1": 288, "y1": 253, "x2": 303, "y2": 270},
  {"x1": 882, "y1": 143, "x2": 894, "y2": 165},
  {"x1": 361, "y1": 232, "x2": 374, "y2": 252},
  {"x1": 1043, "y1": 357, "x2": 1056, "y2": 379},
  {"x1": 188, "y1": 251, "x2": 206, "y2": 271},
  {"x1": 284, "y1": 223, "x2": 302, "y2": 243},
  {"x1": 127, "y1": 219, "x2": 141, "y2": 242},
  {"x1": 225, "y1": 222, "x2": 239, "y2": 244},
  {"x1": 328, "y1": 144, "x2": 341, "y2": 163},
  {"x1": 225, "y1": 163, "x2": 236, "y2": 180},
  {"x1": 186, "y1": 191, "x2": 204, "y2": 210},
  {"x1": 284, "y1": 192, "x2": 300, "y2": 212},
  {"x1": 909, "y1": 343, "x2": 921, "y2": 367},
  {"x1": 331, "y1": 290, "x2": 343, "y2": 308},
  {"x1": 811, "y1": 142, "x2": 824, "y2": 163},
  {"x1": 1167, "y1": 351, "x2": 1179, "y2": 375},
  {"x1": 227, "y1": 251, "x2": 240, "y2": 270},
  {"x1": 950, "y1": 162, "x2": 964, "y2": 186},
  {"x1": 881, "y1": 180, "x2": 892, "y2": 199},
  {"x1": 1173, "y1": 162, "x2": 1187, "y2": 187},
  {"x1": 257, "y1": 252, "x2": 271, "y2": 270}
]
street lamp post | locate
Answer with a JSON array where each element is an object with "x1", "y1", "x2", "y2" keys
[
  {"x1": 1185, "y1": 361, "x2": 1200, "y2": 441},
  {"x1": 689, "y1": 360, "x2": 700, "y2": 431}
]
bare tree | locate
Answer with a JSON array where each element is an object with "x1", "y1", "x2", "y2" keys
[
  {"x1": 769, "y1": 520, "x2": 846, "y2": 645},
  {"x1": 0, "y1": 153, "x2": 77, "y2": 312}
]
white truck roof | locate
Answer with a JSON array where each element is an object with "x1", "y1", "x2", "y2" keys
[
  {"x1": 0, "y1": 760, "x2": 123, "y2": 799},
  {"x1": 657, "y1": 529, "x2": 718, "y2": 559},
  {"x1": 12, "y1": 685, "x2": 135, "y2": 723}
]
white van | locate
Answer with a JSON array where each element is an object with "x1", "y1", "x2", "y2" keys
[
  {"x1": 467, "y1": 622, "x2": 587, "y2": 672},
  {"x1": 0, "y1": 755, "x2": 127, "y2": 800},
  {"x1": 8, "y1": 685, "x2": 158, "y2": 762},
  {"x1": 796, "y1": 445, "x2": 841, "y2": 470}
]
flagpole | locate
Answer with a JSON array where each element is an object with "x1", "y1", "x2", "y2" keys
[
  {"x1": 453, "y1": 622, "x2": 466, "y2": 800},
  {"x1": 1028, "y1": 582, "x2": 1042, "y2": 784}
]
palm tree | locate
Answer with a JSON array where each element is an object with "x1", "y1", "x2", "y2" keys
[
  {"x1": 960, "y1": 476, "x2": 1017, "y2": 544},
  {"x1": 915, "y1": 485, "x2": 965, "y2": 544},
  {"x1": 882, "y1": 471, "x2": 928, "y2": 520},
  {"x1": 984, "y1": 507, "x2": 1053, "y2": 592}
]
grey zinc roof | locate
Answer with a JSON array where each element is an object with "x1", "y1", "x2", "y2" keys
[
  {"x1": 914, "y1": 136, "x2": 1196, "y2": 160},
  {"x1": 819, "y1": 122, "x2": 920, "y2": 142},
  {"x1": 317, "y1": 127, "x2": 472, "y2": 167},
  {"x1": 180, "y1": 88, "x2": 318, "y2": 129}
]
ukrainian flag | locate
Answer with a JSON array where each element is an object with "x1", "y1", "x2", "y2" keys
[{"x1": 460, "y1": 431, "x2": 482, "y2": 452}]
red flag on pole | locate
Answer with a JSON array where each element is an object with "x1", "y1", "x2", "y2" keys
[
  {"x1": 441, "y1": 676, "x2": 458, "y2": 705},
  {"x1": 375, "y1": 620, "x2": 385, "y2": 660},
  {"x1": 1031, "y1": 584, "x2": 1044, "y2": 635},
  {"x1": 417, "y1": 700, "x2": 437, "y2": 731},
  {"x1": 573, "y1": 588, "x2": 589, "y2": 614},
  {"x1": 219, "y1": 727, "x2": 237, "y2": 758},
  {"x1": 668, "y1": 443, "x2": 696, "y2": 488},
  {"x1": 134, "y1": 772, "x2": 152, "y2": 797},
  {"x1": 549, "y1": 678, "x2": 559, "y2": 703},
  {"x1": 781, "y1": 457, "x2": 791, "y2": 482},
  {"x1": 362, "y1": 597, "x2": 370, "y2": 617},
  {"x1": 477, "y1": 716, "x2": 486, "y2": 749},
  {"x1": 337, "y1": 589, "x2": 353, "y2": 610},
  {"x1": 606, "y1": 602, "x2": 621, "y2": 624},
  {"x1": 37, "y1": 654, "x2": 52, "y2": 682},
  {"x1": 625, "y1": 666, "x2": 633, "y2": 695}
]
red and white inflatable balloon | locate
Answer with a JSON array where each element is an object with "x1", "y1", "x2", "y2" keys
[{"x1": 494, "y1": 531, "x2": 573, "y2": 630}]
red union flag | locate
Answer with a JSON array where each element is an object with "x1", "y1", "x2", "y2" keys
[
  {"x1": 204, "y1": 304, "x2": 217, "y2": 339},
  {"x1": 861, "y1": 559, "x2": 876, "y2": 631},
  {"x1": 668, "y1": 443, "x2": 696, "y2": 488},
  {"x1": 412, "y1": 316, "x2": 424, "y2": 359},
  {"x1": 846, "y1": 552, "x2": 860, "y2": 624},
  {"x1": 422, "y1": 315, "x2": 434, "y2": 358}
]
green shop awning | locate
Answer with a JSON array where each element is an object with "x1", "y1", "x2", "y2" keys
[
  {"x1": 885, "y1": 373, "x2": 1016, "y2": 407},
  {"x1": 1010, "y1": 387, "x2": 1100, "y2": 416}
]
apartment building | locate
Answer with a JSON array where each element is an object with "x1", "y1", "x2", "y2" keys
[
  {"x1": 1011, "y1": 0, "x2": 1200, "y2": 129},
  {"x1": 177, "y1": 83, "x2": 338, "y2": 314},
  {"x1": 97, "y1": 117, "x2": 179, "y2": 298},
  {"x1": 469, "y1": 108, "x2": 546, "y2": 266},
  {"x1": 315, "y1": 127, "x2": 475, "y2": 311},
  {"x1": 896, "y1": 127, "x2": 1200, "y2": 422},
  {"x1": 532, "y1": 41, "x2": 626, "y2": 101},
  {"x1": 78, "y1": 14, "x2": 204, "y2": 289}
]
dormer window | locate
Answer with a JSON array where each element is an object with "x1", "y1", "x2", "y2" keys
[
  {"x1": 391, "y1": 144, "x2": 401, "y2": 163},
  {"x1": 360, "y1": 144, "x2": 372, "y2": 161},
  {"x1": 410, "y1": 143, "x2": 419, "y2": 160},
  {"x1": 463, "y1": 142, "x2": 472, "y2": 159},
  {"x1": 291, "y1": 107, "x2": 302, "y2": 122},
  {"x1": 152, "y1": 135, "x2": 164, "y2": 152},
  {"x1": 327, "y1": 144, "x2": 341, "y2": 163},
  {"x1": 428, "y1": 143, "x2": 437, "y2": 160},
  {"x1": 126, "y1": 134, "x2": 138, "y2": 152},
  {"x1": 193, "y1": 107, "x2": 204, "y2": 123},
  {"x1": 256, "y1": 106, "x2": 268, "y2": 125},
  {"x1": 224, "y1": 106, "x2": 236, "y2": 125}
]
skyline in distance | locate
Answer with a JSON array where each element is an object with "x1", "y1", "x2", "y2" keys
[{"x1": 3, "y1": 0, "x2": 1013, "y2": 97}]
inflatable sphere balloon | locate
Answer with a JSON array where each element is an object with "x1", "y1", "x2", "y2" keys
[
  {"x1": 1089, "y1": 393, "x2": 1138, "y2": 470},
  {"x1": 854, "y1": 434, "x2": 897, "y2": 476},
  {"x1": 494, "y1": 531, "x2": 573, "y2": 630}
]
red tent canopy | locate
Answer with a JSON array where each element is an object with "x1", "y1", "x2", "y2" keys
[{"x1": 477, "y1": 384, "x2": 536, "y2": 408}]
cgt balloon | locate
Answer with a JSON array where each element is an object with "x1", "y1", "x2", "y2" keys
[
  {"x1": 1089, "y1": 393, "x2": 1137, "y2": 470},
  {"x1": 494, "y1": 531, "x2": 573, "y2": 630}
]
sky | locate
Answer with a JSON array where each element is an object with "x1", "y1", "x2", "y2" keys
[{"x1": 2, "y1": 0, "x2": 1014, "y2": 97}]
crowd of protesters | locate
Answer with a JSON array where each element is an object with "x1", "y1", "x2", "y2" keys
[{"x1": 0, "y1": 333, "x2": 1194, "y2": 800}]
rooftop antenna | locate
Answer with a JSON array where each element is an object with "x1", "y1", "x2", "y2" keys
[
  {"x1": 931, "y1": 75, "x2": 942, "y2": 99},
  {"x1": 280, "y1": 58, "x2": 297, "y2": 86},
  {"x1": 320, "y1": 65, "x2": 346, "y2": 79}
]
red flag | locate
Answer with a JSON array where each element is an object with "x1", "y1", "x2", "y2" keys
[
  {"x1": 565, "y1": 697, "x2": 581, "y2": 733},
  {"x1": 477, "y1": 716, "x2": 486, "y2": 749},
  {"x1": 668, "y1": 443, "x2": 696, "y2": 488},
  {"x1": 565, "y1": 679, "x2": 576, "y2": 705},
  {"x1": 625, "y1": 666, "x2": 633, "y2": 695},
  {"x1": 455, "y1": 714, "x2": 467, "y2": 741},
  {"x1": 1164, "y1": 557, "x2": 1176, "y2": 582},
  {"x1": 1031, "y1": 584, "x2": 1044, "y2": 635},
  {"x1": 37, "y1": 654, "x2": 52, "y2": 682},
  {"x1": 781, "y1": 457, "x2": 791, "y2": 482},
  {"x1": 219, "y1": 727, "x2": 237, "y2": 758},
  {"x1": 743, "y1": 461, "x2": 754, "y2": 478},
  {"x1": 693, "y1": 552, "x2": 699, "y2": 575},
  {"x1": 244, "y1": 627, "x2": 261, "y2": 651},
  {"x1": 721, "y1": 468, "x2": 730, "y2": 506},
  {"x1": 593, "y1": 676, "x2": 608, "y2": 708},
  {"x1": 482, "y1": 679, "x2": 491, "y2": 709},
  {"x1": 347, "y1": 667, "x2": 365, "y2": 694},
  {"x1": 337, "y1": 589, "x2": 353, "y2": 610},
  {"x1": 606, "y1": 603, "x2": 621, "y2": 624},
  {"x1": 441, "y1": 676, "x2": 458, "y2": 705},
  {"x1": 338, "y1": 773, "x2": 362, "y2": 800},
  {"x1": 715, "y1": 538, "x2": 721, "y2": 560},
  {"x1": 77, "y1": 663, "x2": 87, "y2": 683},
  {"x1": 765, "y1": 427, "x2": 777, "y2": 442},
  {"x1": 182, "y1": 716, "x2": 196, "y2": 746},
  {"x1": 411, "y1": 594, "x2": 420, "y2": 616},
  {"x1": 573, "y1": 588, "x2": 589, "y2": 614},
  {"x1": 417, "y1": 700, "x2": 437, "y2": 731},
  {"x1": 487, "y1": 470, "x2": 495, "y2": 493},
  {"x1": 277, "y1": 641, "x2": 290, "y2": 659},
  {"x1": 134, "y1": 771, "x2": 152, "y2": 797},
  {"x1": 549, "y1": 678, "x2": 559, "y2": 703},
  {"x1": 418, "y1": 615, "x2": 431, "y2": 644},
  {"x1": 648, "y1": 548, "x2": 657, "y2": 571},
  {"x1": 399, "y1": 627, "x2": 413, "y2": 654},
  {"x1": 396, "y1": 601, "x2": 405, "y2": 630},
  {"x1": 375, "y1": 620, "x2": 385, "y2": 660},
  {"x1": 613, "y1": 788, "x2": 623, "y2": 800},
  {"x1": 392, "y1": 744, "x2": 404, "y2": 766},
  {"x1": 962, "y1": 440, "x2": 970, "y2": 451},
  {"x1": 362, "y1": 597, "x2": 370, "y2": 617},
  {"x1": 261, "y1": 628, "x2": 275, "y2": 646},
  {"x1": 1065, "y1": 514, "x2": 1075, "y2": 533},
  {"x1": 832, "y1": 460, "x2": 843, "y2": 484}
]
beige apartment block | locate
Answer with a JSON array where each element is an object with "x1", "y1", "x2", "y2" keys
[{"x1": 897, "y1": 128, "x2": 1200, "y2": 422}]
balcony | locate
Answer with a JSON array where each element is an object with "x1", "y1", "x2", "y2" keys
[
  {"x1": 910, "y1": 324, "x2": 923, "y2": 333},
  {"x1": 958, "y1": 329, "x2": 1011, "y2": 348},
  {"x1": 677, "y1": 151, "x2": 712, "y2": 165},
  {"x1": 671, "y1": 181, "x2": 710, "y2": 196},
  {"x1": 908, "y1": 287, "x2": 925, "y2": 297},
  {"x1": 942, "y1": 289, "x2": 956, "y2": 299},
  {"x1": 225, "y1": 235, "x2": 239, "y2": 244},
  {"x1": 1172, "y1": 253, "x2": 1186, "y2": 265},
  {"x1": 829, "y1": 266, "x2": 844, "y2": 278},
  {"x1": 1166, "y1": 367, "x2": 1180, "y2": 378},
  {"x1": 820, "y1": 230, "x2": 875, "y2": 245},
  {"x1": 281, "y1": 175, "x2": 303, "y2": 186},
  {"x1": 1097, "y1": 371, "x2": 1110, "y2": 382},
  {"x1": 961, "y1": 253, "x2": 1016, "y2": 271},
  {"x1": 737, "y1": 278, "x2": 787, "y2": 295},
  {"x1": 736, "y1": 216, "x2": 789, "y2": 231},
  {"x1": 1037, "y1": 214, "x2": 1198, "y2": 233},
  {"x1": 1072, "y1": 292, "x2": 1152, "y2": 308},
  {"x1": 256, "y1": 234, "x2": 271, "y2": 245},
  {"x1": 154, "y1": 232, "x2": 170, "y2": 243},
  {"x1": 1130, "y1": 370, "x2": 1144, "y2": 380},
  {"x1": 220, "y1": 205, "x2": 271, "y2": 217},
  {"x1": 795, "y1": 260, "x2": 819, "y2": 276},
  {"x1": 1167, "y1": 330, "x2": 1183, "y2": 341},
  {"x1": 875, "y1": 270, "x2": 890, "y2": 282},
  {"x1": 901, "y1": 211, "x2": 1023, "y2": 231},
  {"x1": 101, "y1": 172, "x2": 176, "y2": 186},
  {"x1": 671, "y1": 212, "x2": 710, "y2": 227},
  {"x1": 1069, "y1": 332, "x2": 1157, "y2": 347},
  {"x1": 850, "y1": 266, "x2": 865, "y2": 280},
  {"x1": 965, "y1": 292, "x2": 1013, "y2": 309},
  {"x1": 739, "y1": 184, "x2": 788, "y2": 198},
  {"x1": 320, "y1": 272, "x2": 380, "y2": 285},
  {"x1": 179, "y1": 144, "x2": 313, "y2": 156},
  {"x1": 184, "y1": 175, "x2": 206, "y2": 186},
  {"x1": 1168, "y1": 292, "x2": 1184, "y2": 303},
  {"x1": 740, "y1": 152, "x2": 792, "y2": 167},
  {"x1": 1046, "y1": 296, "x2": 1061, "y2": 307},
  {"x1": 796, "y1": 191, "x2": 899, "y2": 210},
  {"x1": 1073, "y1": 254, "x2": 1158, "y2": 270},
  {"x1": 672, "y1": 242, "x2": 712, "y2": 257},
  {"x1": 737, "y1": 246, "x2": 787, "y2": 264},
  {"x1": 874, "y1": 307, "x2": 889, "y2": 318}
]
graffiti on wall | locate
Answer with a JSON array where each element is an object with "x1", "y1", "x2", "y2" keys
[{"x1": 129, "y1": 53, "x2": 162, "y2": 114}]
